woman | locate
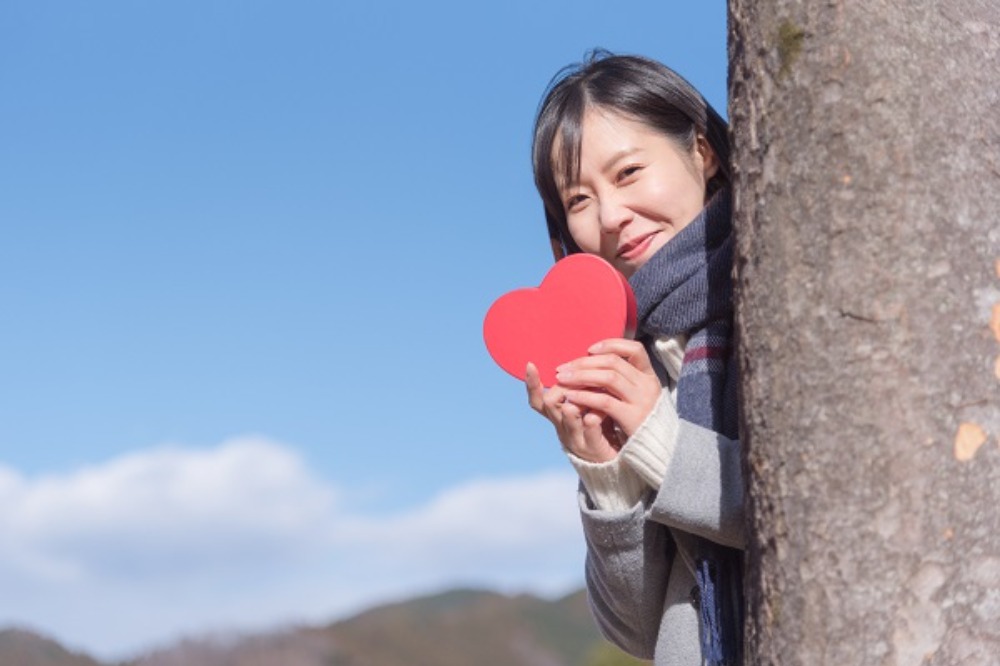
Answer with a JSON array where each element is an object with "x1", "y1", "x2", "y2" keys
[{"x1": 524, "y1": 52, "x2": 744, "y2": 666}]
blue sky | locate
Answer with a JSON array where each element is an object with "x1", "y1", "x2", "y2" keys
[{"x1": 0, "y1": 0, "x2": 727, "y2": 658}]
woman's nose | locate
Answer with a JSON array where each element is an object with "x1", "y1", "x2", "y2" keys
[{"x1": 598, "y1": 193, "x2": 631, "y2": 233}]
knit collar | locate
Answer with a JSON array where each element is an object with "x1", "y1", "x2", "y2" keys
[{"x1": 651, "y1": 335, "x2": 687, "y2": 384}]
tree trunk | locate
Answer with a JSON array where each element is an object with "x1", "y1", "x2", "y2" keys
[{"x1": 728, "y1": 1, "x2": 1000, "y2": 664}]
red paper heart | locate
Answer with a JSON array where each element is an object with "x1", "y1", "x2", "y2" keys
[{"x1": 483, "y1": 254, "x2": 637, "y2": 387}]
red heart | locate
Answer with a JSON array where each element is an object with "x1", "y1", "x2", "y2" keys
[{"x1": 483, "y1": 254, "x2": 637, "y2": 387}]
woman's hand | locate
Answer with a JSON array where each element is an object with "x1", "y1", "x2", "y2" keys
[
  {"x1": 525, "y1": 339, "x2": 661, "y2": 463},
  {"x1": 526, "y1": 362, "x2": 622, "y2": 463},
  {"x1": 555, "y1": 338, "x2": 661, "y2": 438}
]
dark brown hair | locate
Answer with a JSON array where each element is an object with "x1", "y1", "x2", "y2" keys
[{"x1": 532, "y1": 51, "x2": 730, "y2": 258}]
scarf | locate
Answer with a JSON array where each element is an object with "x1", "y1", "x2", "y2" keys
[{"x1": 628, "y1": 189, "x2": 743, "y2": 666}]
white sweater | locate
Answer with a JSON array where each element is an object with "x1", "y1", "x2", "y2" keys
[{"x1": 569, "y1": 335, "x2": 687, "y2": 510}]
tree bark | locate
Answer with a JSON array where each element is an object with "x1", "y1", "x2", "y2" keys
[{"x1": 728, "y1": 1, "x2": 1000, "y2": 664}]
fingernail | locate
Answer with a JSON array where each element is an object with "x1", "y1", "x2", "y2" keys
[
  {"x1": 588, "y1": 342, "x2": 603, "y2": 353},
  {"x1": 556, "y1": 369, "x2": 572, "y2": 380}
]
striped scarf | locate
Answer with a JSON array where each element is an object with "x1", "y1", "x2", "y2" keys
[{"x1": 628, "y1": 188, "x2": 742, "y2": 666}]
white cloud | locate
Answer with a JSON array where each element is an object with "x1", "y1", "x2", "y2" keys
[
  {"x1": 337, "y1": 472, "x2": 582, "y2": 569},
  {"x1": 0, "y1": 439, "x2": 585, "y2": 660},
  {"x1": 0, "y1": 438, "x2": 335, "y2": 580}
]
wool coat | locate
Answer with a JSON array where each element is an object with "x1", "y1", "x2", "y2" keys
[{"x1": 570, "y1": 339, "x2": 745, "y2": 666}]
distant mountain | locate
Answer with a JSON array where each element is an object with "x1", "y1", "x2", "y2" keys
[
  {"x1": 302, "y1": 588, "x2": 629, "y2": 666},
  {"x1": 0, "y1": 628, "x2": 102, "y2": 666},
  {"x1": 1, "y1": 589, "x2": 649, "y2": 666}
]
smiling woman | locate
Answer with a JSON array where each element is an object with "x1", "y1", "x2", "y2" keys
[{"x1": 522, "y1": 52, "x2": 743, "y2": 666}]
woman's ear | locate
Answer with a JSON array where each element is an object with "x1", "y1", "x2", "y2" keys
[{"x1": 695, "y1": 134, "x2": 720, "y2": 182}]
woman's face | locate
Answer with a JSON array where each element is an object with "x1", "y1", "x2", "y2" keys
[{"x1": 556, "y1": 108, "x2": 718, "y2": 278}]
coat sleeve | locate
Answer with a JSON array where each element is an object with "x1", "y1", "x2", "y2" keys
[
  {"x1": 618, "y1": 388, "x2": 746, "y2": 550},
  {"x1": 577, "y1": 485, "x2": 673, "y2": 660},
  {"x1": 650, "y1": 419, "x2": 745, "y2": 549}
]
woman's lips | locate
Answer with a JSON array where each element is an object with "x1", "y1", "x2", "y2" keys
[{"x1": 617, "y1": 232, "x2": 658, "y2": 261}]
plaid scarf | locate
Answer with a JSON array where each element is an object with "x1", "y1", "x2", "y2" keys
[
  {"x1": 628, "y1": 188, "x2": 737, "y2": 439},
  {"x1": 628, "y1": 188, "x2": 742, "y2": 666}
]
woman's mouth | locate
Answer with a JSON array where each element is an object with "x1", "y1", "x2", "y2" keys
[{"x1": 617, "y1": 232, "x2": 658, "y2": 262}]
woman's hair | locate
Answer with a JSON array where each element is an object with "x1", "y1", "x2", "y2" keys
[{"x1": 532, "y1": 50, "x2": 730, "y2": 258}]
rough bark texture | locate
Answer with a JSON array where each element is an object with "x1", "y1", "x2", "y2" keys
[{"x1": 728, "y1": 1, "x2": 1000, "y2": 664}]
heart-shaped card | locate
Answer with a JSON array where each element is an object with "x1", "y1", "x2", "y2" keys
[{"x1": 483, "y1": 254, "x2": 636, "y2": 387}]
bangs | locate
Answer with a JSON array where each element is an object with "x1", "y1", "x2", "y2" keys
[
  {"x1": 553, "y1": 98, "x2": 585, "y2": 199},
  {"x1": 533, "y1": 81, "x2": 590, "y2": 254}
]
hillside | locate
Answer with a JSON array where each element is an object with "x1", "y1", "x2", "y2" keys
[
  {"x1": 304, "y1": 588, "x2": 620, "y2": 666},
  {"x1": 0, "y1": 628, "x2": 103, "y2": 666},
  {"x1": 0, "y1": 589, "x2": 648, "y2": 666}
]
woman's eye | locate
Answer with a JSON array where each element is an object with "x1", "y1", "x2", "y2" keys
[
  {"x1": 616, "y1": 165, "x2": 642, "y2": 182},
  {"x1": 565, "y1": 194, "x2": 588, "y2": 211}
]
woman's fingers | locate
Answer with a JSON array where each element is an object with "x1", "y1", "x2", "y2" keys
[
  {"x1": 589, "y1": 338, "x2": 656, "y2": 373},
  {"x1": 527, "y1": 364, "x2": 574, "y2": 438},
  {"x1": 563, "y1": 378, "x2": 660, "y2": 438},
  {"x1": 555, "y1": 353, "x2": 649, "y2": 400},
  {"x1": 541, "y1": 384, "x2": 568, "y2": 426},
  {"x1": 529, "y1": 379, "x2": 619, "y2": 463},
  {"x1": 562, "y1": 400, "x2": 618, "y2": 463},
  {"x1": 532, "y1": 340, "x2": 653, "y2": 405},
  {"x1": 557, "y1": 399, "x2": 591, "y2": 453},
  {"x1": 582, "y1": 410, "x2": 622, "y2": 455},
  {"x1": 562, "y1": 387, "x2": 617, "y2": 416},
  {"x1": 555, "y1": 361, "x2": 634, "y2": 398},
  {"x1": 562, "y1": 388, "x2": 635, "y2": 435},
  {"x1": 525, "y1": 362, "x2": 545, "y2": 413},
  {"x1": 524, "y1": 344, "x2": 656, "y2": 462}
]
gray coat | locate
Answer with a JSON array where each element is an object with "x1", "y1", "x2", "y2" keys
[{"x1": 579, "y1": 418, "x2": 745, "y2": 666}]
